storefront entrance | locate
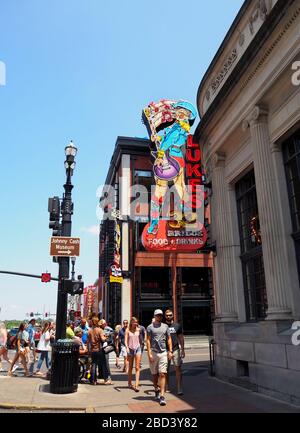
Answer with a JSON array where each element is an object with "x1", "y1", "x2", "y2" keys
[{"x1": 181, "y1": 304, "x2": 212, "y2": 335}]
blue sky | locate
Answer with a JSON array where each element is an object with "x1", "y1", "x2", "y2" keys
[{"x1": 0, "y1": 0, "x2": 244, "y2": 320}]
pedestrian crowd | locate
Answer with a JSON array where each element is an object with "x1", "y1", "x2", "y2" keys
[{"x1": 0, "y1": 308, "x2": 185, "y2": 406}]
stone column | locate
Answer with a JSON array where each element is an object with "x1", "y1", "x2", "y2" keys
[
  {"x1": 243, "y1": 106, "x2": 292, "y2": 320},
  {"x1": 211, "y1": 152, "x2": 238, "y2": 322}
]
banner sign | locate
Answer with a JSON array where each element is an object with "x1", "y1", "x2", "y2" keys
[{"x1": 109, "y1": 263, "x2": 123, "y2": 283}]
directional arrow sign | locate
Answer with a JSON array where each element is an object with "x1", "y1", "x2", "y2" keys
[{"x1": 50, "y1": 237, "x2": 80, "y2": 257}]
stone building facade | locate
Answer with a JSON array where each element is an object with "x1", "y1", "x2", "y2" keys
[{"x1": 194, "y1": 0, "x2": 300, "y2": 404}]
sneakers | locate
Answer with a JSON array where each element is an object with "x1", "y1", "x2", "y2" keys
[
  {"x1": 159, "y1": 396, "x2": 166, "y2": 406},
  {"x1": 12, "y1": 365, "x2": 18, "y2": 373},
  {"x1": 154, "y1": 388, "x2": 160, "y2": 401},
  {"x1": 177, "y1": 389, "x2": 184, "y2": 396}
]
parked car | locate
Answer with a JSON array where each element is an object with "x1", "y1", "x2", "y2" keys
[{"x1": 7, "y1": 327, "x2": 19, "y2": 349}]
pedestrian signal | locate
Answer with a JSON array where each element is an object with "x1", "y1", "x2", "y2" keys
[{"x1": 41, "y1": 273, "x2": 51, "y2": 283}]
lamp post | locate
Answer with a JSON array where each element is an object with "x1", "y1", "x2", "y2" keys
[{"x1": 55, "y1": 141, "x2": 77, "y2": 340}]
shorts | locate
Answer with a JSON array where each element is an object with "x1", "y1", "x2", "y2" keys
[
  {"x1": 127, "y1": 347, "x2": 142, "y2": 357},
  {"x1": 115, "y1": 343, "x2": 121, "y2": 357},
  {"x1": 149, "y1": 351, "x2": 168, "y2": 375},
  {"x1": 120, "y1": 345, "x2": 127, "y2": 358},
  {"x1": 168, "y1": 349, "x2": 182, "y2": 368}
]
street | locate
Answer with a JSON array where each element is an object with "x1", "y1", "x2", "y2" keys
[{"x1": 1, "y1": 345, "x2": 300, "y2": 413}]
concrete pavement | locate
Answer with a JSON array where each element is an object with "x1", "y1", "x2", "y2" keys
[{"x1": 1, "y1": 349, "x2": 300, "y2": 413}]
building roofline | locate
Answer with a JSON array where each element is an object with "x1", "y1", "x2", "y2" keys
[
  {"x1": 104, "y1": 136, "x2": 151, "y2": 186},
  {"x1": 197, "y1": 0, "x2": 250, "y2": 105},
  {"x1": 194, "y1": 0, "x2": 291, "y2": 142}
]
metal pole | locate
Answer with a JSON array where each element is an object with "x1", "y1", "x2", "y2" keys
[
  {"x1": 55, "y1": 169, "x2": 73, "y2": 340},
  {"x1": 0, "y1": 270, "x2": 58, "y2": 281}
]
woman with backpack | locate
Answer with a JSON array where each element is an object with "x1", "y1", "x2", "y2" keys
[
  {"x1": 34, "y1": 321, "x2": 51, "y2": 376},
  {"x1": 125, "y1": 317, "x2": 142, "y2": 392},
  {"x1": 8, "y1": 322, "x2": 29, "y2": 377}
]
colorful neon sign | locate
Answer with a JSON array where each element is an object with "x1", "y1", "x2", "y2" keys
[{"x1": 141, "y1": 99, "x2": 207, "y2": 252}]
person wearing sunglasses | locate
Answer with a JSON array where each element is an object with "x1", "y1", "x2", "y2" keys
[{"x1": 165, "y1": 308, "x2": 185, "y2": 396}]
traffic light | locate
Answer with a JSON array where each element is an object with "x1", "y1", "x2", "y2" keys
[
  {"x1": 41, "y1": 273, "x2": 51, "y2": 283},
  {"x1": 30, "y1": 312, "x2": 34, "y2": 317},
  {"x1": 63, "y1": 279, "x2": 84, "y2": 295},
  {"x1": 48, "y1": 196, "x2": 61, "y2": 236},
  {"x1": 45, "y1": 312, "x2": 48, "y2": 317}
]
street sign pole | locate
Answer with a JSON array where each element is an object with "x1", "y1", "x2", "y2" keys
[{"x1": 55, "y1": 165, "x2": 73, "y2": 340}]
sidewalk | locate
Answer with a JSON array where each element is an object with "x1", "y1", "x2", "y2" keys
[{"x1": 1, "y1": 350, "x2": 300, "y2": 413}]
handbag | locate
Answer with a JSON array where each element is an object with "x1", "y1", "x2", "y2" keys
[{"x1": 102, "y1": 343, "x2": 116, "y2": 355}]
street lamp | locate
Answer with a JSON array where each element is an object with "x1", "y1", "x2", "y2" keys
[{"x1": 54, "y1": 141, "x2": 77, "y2": 341}]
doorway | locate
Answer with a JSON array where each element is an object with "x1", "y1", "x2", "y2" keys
[{"x1": 182, "y1": 305, "x2": 212, "y2": 335}]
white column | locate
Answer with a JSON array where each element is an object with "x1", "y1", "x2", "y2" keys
[
  {"x1": 212, "y1": 152, "x2": 238, "y2": 322},
  {"x1": 243, "y1": 106, "x2": 293, "y2": 320},
  {"x1": 120, "y1": 154, "x2": 131, "y2": 218},
  {"x1": 227, "y1": 183, "x2": 246, "y2": 322},
  {"x1": 121, "y1": 278, "x2": 131, "y2": 322},
  {"x1": 120, "y1": 154, "x2": 132, "y2": 321},
  {"x1": 121, "y1": 204, "x2": 131, "y2": 322}
]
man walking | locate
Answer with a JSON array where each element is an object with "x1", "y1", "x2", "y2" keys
[
  {"x1": 165, "y1": 308, "x2": 185, "y2": 395},
  {"x1": 27, "y1": 318, "x2": 37, "y2": 363},
  {"x1": 146, "y1": 309, "x2": 173, "y2": 406}
]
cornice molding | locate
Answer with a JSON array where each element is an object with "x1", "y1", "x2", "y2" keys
[{"x1": 241, "y1": 5, "x2": 300, "y2": 90}]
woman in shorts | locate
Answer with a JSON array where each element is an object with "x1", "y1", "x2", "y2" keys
[
  {"x1": 8, "y1": 323, "x2": 29, "y2": 377},
  {"x1": 125, "y1": 317, "x2": 142, "y2": 392}
]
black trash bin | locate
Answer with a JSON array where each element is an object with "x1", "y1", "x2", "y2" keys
[{"x1": 50, "y1": 340, "x2": 79, "y2": 394}]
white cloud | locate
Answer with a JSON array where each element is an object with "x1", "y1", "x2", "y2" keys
[{"x1": 80, "y1": 225, "x2": 99, "y2": 236}]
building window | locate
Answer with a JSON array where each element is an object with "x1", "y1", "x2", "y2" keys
[
  {"x1": 132, "y1": 171, "x2": 153, "y2": 221},
  {"x1": 283, "y1": 131, "x2": 300, "y2": 281},
  {"x1": 140, "y1": 267, "x2": 171, "y2": 298},
  {"x1": 236, "y1": 170, "x2": 267, "y2": 321},
  {"x1": 135, "y1": 222, "x2": 147, "y2": 251},
  {"x1": 181, "y1": 267, "x2": 211, "y2": 298}
]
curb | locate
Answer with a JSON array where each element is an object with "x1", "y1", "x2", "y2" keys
[{"x1": 0, "y1": 403, "x2": 87, "y2": 412}]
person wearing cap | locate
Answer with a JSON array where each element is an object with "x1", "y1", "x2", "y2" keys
[
  {"x1": 148, "y1": 100, "x2": 198, "y2": 235},
  {"x1": 146, "y1": 309, "x2": 173, "y2": 406}
]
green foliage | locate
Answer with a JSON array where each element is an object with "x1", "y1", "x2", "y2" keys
[{"x1": 4, "y1": 320, "x2": 22, "y2": 329}]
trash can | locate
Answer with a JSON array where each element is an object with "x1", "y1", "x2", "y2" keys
[{"x1": 50, "y1": 340, "x2": 79, "y2": 394}]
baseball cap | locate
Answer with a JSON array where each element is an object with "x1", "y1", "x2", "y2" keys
[{"x1": 154, "y1": 309, "x2": 163, "y2": 316}]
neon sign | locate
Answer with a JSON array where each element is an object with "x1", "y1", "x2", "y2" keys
[{"x1": 141, "y1": 99, "x2": 207, "y2": 252}]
